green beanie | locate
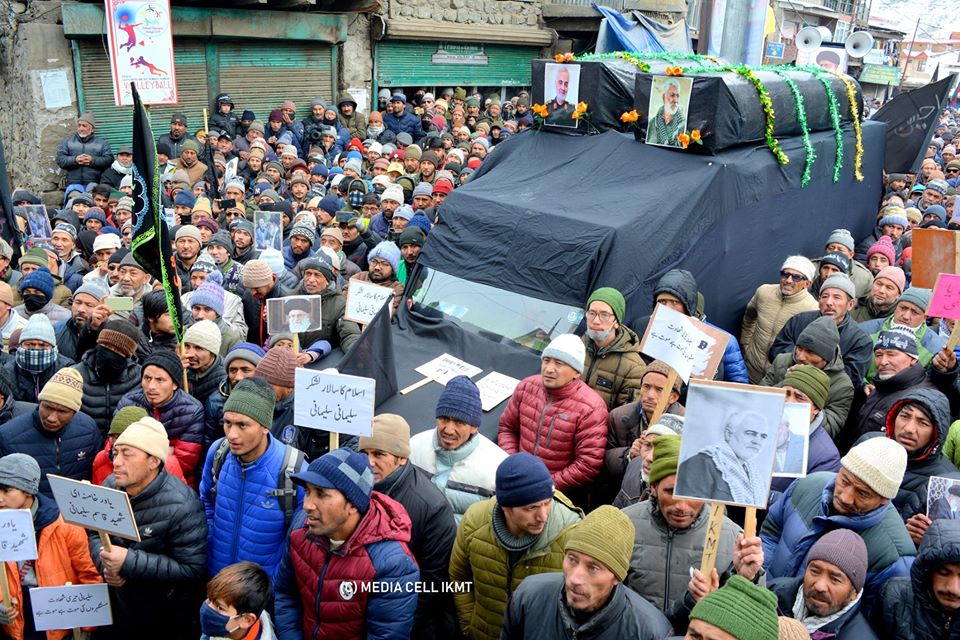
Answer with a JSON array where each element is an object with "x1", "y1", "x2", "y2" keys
[
  {"x1": 223, "y1": 377, "x2": 276, "y2": 429},
  {"x1": 648, "y1": 434, "x2": 681, "y2": 486},
  {"x1": 689, "y1": 575, "x2": 779, "y2": 640},
  {"x1": 781, "y1": 364, "x2": 830, "y2": 410},
  {"x1": 564, "y1": 505, "x2": 635, "y2": 581},
  {"x1": 586, "y1": 287, "x2": 626, "y2": 323},
  {"x1": 109, "y1": 406, "x2": 149, "y2": 437}
]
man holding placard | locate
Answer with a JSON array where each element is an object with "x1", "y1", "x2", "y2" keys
[
  {"x1": 347, "y1": 241, "x2": 405, "y2": 315},
  {"x1": 91, "y1": 417, "x2": 207, "y2": 638},
  {"x1": 0, "y1": 453, "x2": 102, "y2": 640},
  {"x1": 293, "y1": 256, "x2": 361, "y2": 364}
]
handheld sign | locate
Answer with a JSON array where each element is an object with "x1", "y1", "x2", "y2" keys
[
  {"x1": 929, "y1": 274, "x2": 960, "y2": 320},
  {"x1": 293, "y1": 369, "x2": 375, "y2": 437},
  {"x1": 266, "y1": 296, "x2": 323, "y2": 335},
  {"x1": 927, "y1": 475, "x2": 960, "y2": 520},
  {"x1": 30, "y1": 583, "x2": 112, "y2": 631},
  {"x1": 475, "y1": 371, "x2": 521, "y2": 411},
  {"x1": 912, "y1": 228, "x2": 960, "y2": 289},
  {"x1": 344, "y1": 280, "x2": 394, "y2": 325},
  {"x1": 639, "y1": 304, "x2": 724, "y2": 383},
  {"x1": 48, "y1": 475, "x2": 140, "y2": 542},
  {"x1": 0, "y1": 509, "x2": 38, "y2": 562}
]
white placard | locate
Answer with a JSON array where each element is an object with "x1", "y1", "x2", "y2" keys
[
  {"x1": 415, "y1": 353, "x2": 483, "y2": 385},
  {"x1": 476, "y1": 371, "x2": 521, "y2": 412},
  {"x1": 48, "y1": 475, "x2": 140, "y2": 541},
  {"x1": 294, "y1": 369, "x2": 376, "y2": 437},
  {"x1": 0, "y1": 510, "x2": 38, "y2": 562},
  {"x1": 346, "y1": 87, "x2": 370, "y2": 113},
  {"x1": 344, "y1": 280, "x2": 394, "y2": 325},
  {"x1": 30, "y1": 583, "x2": 112, "y2": 631},
  {"x1": 639, "y1": 304, "x2": 713, "y2": 383}
]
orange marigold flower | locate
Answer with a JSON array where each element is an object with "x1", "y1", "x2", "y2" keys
[
  {"x1": 571, "y1": 112, "x2": 580, "y2": 120},
  {"x1": 677, "y1": 132, "x2": 690, "y2": 149},
  {"x1": 554, "y1": 54, "x2": 565, "y2": 62},
  {"x1": 576, "y1": 102, "x2": 588, "y2": 114},
  {"x1": 532, "y1": 104, "x2": 548, "y2": 118},
  {"x1": 691, "y1": 129, "x2": 702, "y2": 142},
  {"x1": 620, "y1": 110, "x2": 639, "y2": 123},
  {"x1": 665, "y1": 66, "x2": 684, "y2": 76}
]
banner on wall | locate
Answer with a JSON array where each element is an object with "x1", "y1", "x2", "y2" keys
[{"x1": 104, "y1": 0, "x2": 178, "y2": 106}]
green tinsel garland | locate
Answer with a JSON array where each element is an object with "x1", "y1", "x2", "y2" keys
[{"x1": 771, "y1": 69, "x2": 816, "y2": 186}]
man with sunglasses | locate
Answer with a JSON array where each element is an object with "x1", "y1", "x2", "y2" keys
[
  {"x1": 946, "y1": 160, "x2": 960, "y2": 188},
  {"x1": 740, "y1": 256, "x2": 819, "y2": 383}
]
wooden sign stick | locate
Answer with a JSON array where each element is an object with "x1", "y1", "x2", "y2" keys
[
  {"x1": 649, "y1": 368, "x2": 679, "y2": 426},
  {"x1": 292, "y1": 333, "x2": 300, "y2": 355},
  {"x1": 399, "y1": 377, "x2": 433, "y2": 395},
  {"x1": 330, "y1": 432, "x2": 339, "y2": 450},
  {"x1": 700, "y1": 503, "x2": 725, "y2": 577},
  {"x1": 744, "y1": 507, "x2": 758, "y2": 539},
  {"x1": 98, "y1": 531, "x2": 113, "y2": 554},
  {"x1": 0, "y1": 565, "x2": 10, "y2": 609},
  {"x1": 947, "y1": 322, "x2": 960, "y2": 351}
]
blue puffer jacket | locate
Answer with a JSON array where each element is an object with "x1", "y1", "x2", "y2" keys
[
  {"x1": 199, "y1": 435, "x2": 306, "y2": 580},
  {"x1": 760, "y1": 471, "x2": 916, "y2": 612},
  {"x1": 0, "y1": 408, "x2": 102, "y2": 499},
  {"x1": 383, "y1": 109, "x2": 425, "y2": 142},
  {"x1": 55, "y1": 133, "x2": 113, "y2": 185}
]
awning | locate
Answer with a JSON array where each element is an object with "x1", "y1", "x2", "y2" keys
[{"x1": 372, "y1": 16, "x2": 555, "y2": 46}]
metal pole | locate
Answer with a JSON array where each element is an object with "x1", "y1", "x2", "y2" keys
[{"x1": 898, "y1": 16, "x2": 920, "y2": 92}]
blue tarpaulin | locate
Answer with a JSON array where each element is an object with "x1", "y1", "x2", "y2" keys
[{"x1": 593, "y1": 3, "x2": 693, "y2": 54}]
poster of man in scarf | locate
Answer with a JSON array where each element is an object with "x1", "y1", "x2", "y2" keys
[
  {"x1": 646, "y1": 76, "x2": 692, "y2": 148},
  {"x1": 675, "y1": 380, "x2": 786, "y2": 508}
]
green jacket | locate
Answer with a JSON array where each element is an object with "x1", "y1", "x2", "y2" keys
[
  {"x1": 449, "y1": 493, "x2": 582, "y2": 640},
  {"x1": 581, "y1": 326, "x2": 647, "y2": 411},
  {"x1": 943, "y1": 420, "x2": 960, "y2": 468}
]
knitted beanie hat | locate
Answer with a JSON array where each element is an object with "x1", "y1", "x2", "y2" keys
[
  {"x1": 290, "y1": 225, "x2": 317, "y2": 244},
  {"x1": 291, "y1": 448, "x2": 374, "y2": 514},
  {"x1": 96, "y1": 319, "x2": 141, "y2": 358},
  {"x1": 38, "y1": 367, "x2": 84, "y2": 412},
  {"x1": 142, "y1": 350, "x2": 183, "y2": 388},
  {"x1": 840, "y1": 437, "x2": 907, "y2": 499},
  {"x1": 796, "y1": 316, "x2": 840, "y2": 363},
  {"x1": 435, "y1": 375, "x2": 482, "y2": 427},
  {"x1": 224, "y1": 342, "x2": 265, "y2": 370},
  {"x1": 781, "y1": 365, "x2": 830, "y2": 410},
  {"x1": 541, "y1": 333, "x2": 585, "y2": 373},
  {"x1": 586, "y1": 287, "x2": 626, "y2": 323},
  {"x1": 20, "y1": 314, "x2": 56, "y2": 346},
  {"x1": 242, "y1": 259, "x2": 274, "y2": 288},
  {"x1": 207, "y1": 230, "x2": 234, "y2": 253},
  {"x1": 899, "y1": 287, "x2": 931, "y2": 313},
  {"x1": 874, "y1": 266, "x2": 906, "y2": 294},
  {"x1": 19, "y1": 268, "x2": 54, "y2": 301},
  {"x1": 368, "y1": 241, "x2": 400, "y2": 274},
  {"x1": 114, "y1": 416, "x2": 169, "y2": 461},
  {"x1": 496, "y1": 453, "x2": 554, "y2": 508},
  {"x1": 867, "y1": 236, "x2": 896, "y2": 265},
  {"x1": 191, "y1": 280, "x2": 225, "y2": 317},
  {"x1": 108, "y1": 406, "x2": 148, "y2": 437},
  {"x1": 879, "y1": 210, "x2": 908, "y2": 228},
  {"x1": 73, "y1": 280, "x2": 110, "y2": 303},
  {"x1": 564, "y1": 505, "x2": 635, "y2": 581},
  {"x1": 184, "y1": 319, "x2": 222, "y2": 355},
  {"x1": 255, "y1": 346, "x2": 298, "y2": 387},
  {"x1": 646, "y1": 414, "x2": 685, "y2": 438},
  {"x1": 689, "y1": 575, "x2": 779, "y2": 640},
  {"x1": 820, "y1": 273, "x2": 856, "y2": 300},
  {"x1": 820, "y1": 251, "x2": 851, "y2": 274},
  {"x1": 223, "y1": 377, "x2": 276, "y2": 429},
  {"x1": 0, "y1": 453, "x2": 41, "y2": 496},
  {"x1": 649, "y1": 435, "x2": 681, "y2": 486},
  {"x1": 780, "y1": 255, "x2": 816, "y2": 282},
  {"x1": 778, "y1": 617, "x2": 810, "y2": 640},
  {"x1": 359, "y1": 413, "x2": 411, "y2": 458},
  {"x1": 0, "y1": 282, "x2": 12, "y2": 308},
  {"x1": 642, "y1": 360, "x2": 683, "y2": 393},
  {"x1": 875, "y1": 329, "x2": 919, "y2": 360},
  {"x1": 806, "y1": 528, "x2": 868, "y2": 592}
]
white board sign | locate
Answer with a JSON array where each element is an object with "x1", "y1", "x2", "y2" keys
[
  {"x1": 294, "y1": 369, "x2": 376, "y2": 437},
  {"x1": 30, "y1": 583, "x2": 112, "y2": 631},
  {"x1": 344, "y1": 280, "x2": 394, "y2": 325},
  {"x1": 638, "y1": 304, "x2": 712, "y2": 383},
  {"x1": 415, "y1": 353, "x2": 483, "y2": 385},
  {"x1": 0, "y1": 509, "x2": 38, "y2": 562},
  {"x1": 48, "y1": 475, "x2": 140, "y2": 542},
  {"x1": 476, "y1": 371, "x2": 521, "y2": 411}
]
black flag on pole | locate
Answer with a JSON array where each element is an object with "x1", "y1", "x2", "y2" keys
[
  {"x1": 128, "y1": 83, "x2": 184, "y2": 343},
  {"x1": 871, "y1": 75, "x2": 956, "y2": 173},
  {"x1": 338, "y1": 301, "x2": 398, "y2": 408},
  {"x1": 0, "y1": 133, "x2": 22, "y2": 264}
]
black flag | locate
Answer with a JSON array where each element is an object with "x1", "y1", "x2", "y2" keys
[
  {"x1": 338, "y1": 301, "x2": 398, "y2": 408},
  {"x1": 0, "y1": 133, "x2": 22, "y2": 264},
  {"x1": 129, "y1": 83, "x2": 184, "y2": 343},
  {"x1": 871, "y1": 75, "x2": 956, "y2": 173}
]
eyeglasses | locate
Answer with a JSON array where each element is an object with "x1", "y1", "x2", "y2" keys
[
  {"x1": 780, "y1": 270, "x2": 806, "y2": 282},
  {"x1": 948, "y1": 168, "x2": 960, "y2": 174},
  {"x1": 585, "y1": 310, "x2": 614, "y2": 321}
]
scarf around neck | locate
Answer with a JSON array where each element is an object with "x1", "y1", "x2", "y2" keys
[
  {"x1": 702, "y1": 440, "x2": 764, "y2": 505},
  {"x1": 792, "y1": 583, "x2": 861, "y2": 634}
]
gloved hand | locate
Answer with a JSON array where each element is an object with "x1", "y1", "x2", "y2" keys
[{"x1": 308, "y1": 340, "x2": 332, "y2": 358}]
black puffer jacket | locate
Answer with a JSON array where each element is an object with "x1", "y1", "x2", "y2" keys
[
  {"x1": 0, "y1": 371, "x2": 35, "y2": 423},
  {"x1": 54, "y1": 317, "x2": 101, "y2": 363},
  {"x1": 209, "y1": 93, "x2": 239, "y2": 138},
  {"x1": 856, "y1": 362, "x2": 958, "y2": 439},
  {"x1": 296, "y1": 285, "x2": 361, "y2": 353},
  {"x1": 55, "y1": 132, "x2": 113, "y2": 184},
  {"x1": 186, "y1": 355, "x2": 224, "y2": 411},
  {"x1": 0, "y1": 408, "x2": 102, "y2": 499},
  {"x1": 90, "y1": 470, "x2": 207, "y2": 637},
  {"x1": 1, "y1": 354, "x2": 77, "y2": 404},
  {"x1": 375, "y1": 462, "x2": 457, "y2": 640},
  {"x1": 74, "y1": 349, "x2": 142, "y2": 436},
  {"x1": 875, "y1": 519, "x2": 960, "y2": 639}
]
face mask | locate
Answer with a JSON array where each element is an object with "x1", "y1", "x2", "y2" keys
[
  {"x1": 585, "y1": 327, "x2": 613, "y2": 343},
  {"x1": 348, "y1": 191, "x2": 364, "y2": 208},
  {"x1": 93, "y1": 345, "x2": 127, "y2": 381},
  {"x1": 199, "y1": 601, "x2": 240, "y2": 639},
  {"x1": 16, "y1": 347, "x2": 58, "y2": 374},
  {"x1": 367, "y1": 125, "x2": 384, "y2": 138},
  {"x1": 23, "y1": 294, "x2": 48, "y2": 313}
]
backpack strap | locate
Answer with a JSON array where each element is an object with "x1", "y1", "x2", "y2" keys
[
  {"x1": 268, "y1": 445, "x2": 305, "y2": 530},
  {"x1": 209, "y1": 439, "x2": 231, "y2": 505}
]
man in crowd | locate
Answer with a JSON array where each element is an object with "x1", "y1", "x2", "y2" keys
[
  {"x1": 580, "y1": 287, "x2": 646, "y2": 411},
  {"x1": 450, "y1": 453, "x2": 582, "y2": 640},
  {"x1": 2, "y1": 313, "x2": 75, "y2": 403},
  {"x1": 73, "y1": 319, "x2": 143, "y2": 435},
  {"x1": 158, "y1": 112, "x2": 195, "y2": 160},
  {"x1": 293, "y1": 256, "x2": 361, "y2": 360},
  {"x1": 498, "y1": 334, "x2": 608, "y2": 505},
  {"x1": 852, "y1": 266, "x2": 906, "y2": 323},
  {"x1": 205, "y1": 342, "x2": 264, "y2": 439},
  {"x1": 684, "y1": 575, "x2": 780, "y2": 640},
  {"x1": 56, "y1": 279, "x2": 109, "y2": 363},
  {"x1": 347, "y1": 241, "x2": 405, "y2": 314},
  {"x1": 182, "y1": 319, "x2": 225, "y2": 410},
  {"x1": 56, "y1": 112, "x2": 113, "y2": 185},
  {"x1": 860, "y1": 287, "x2": 948, "y2": 377}
]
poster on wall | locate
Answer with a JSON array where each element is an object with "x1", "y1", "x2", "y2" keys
[
  {"x1": 104, "y1": 0, "x2": 178, "y2": 106},
  {"x1": 795, "y1": 45, "x2": 849, "y2": 74}
]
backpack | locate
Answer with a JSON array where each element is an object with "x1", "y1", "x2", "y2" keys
[{"x1": 209, "y1": 439, "x2": 305, "y2": 529}]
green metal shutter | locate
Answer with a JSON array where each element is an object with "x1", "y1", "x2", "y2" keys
[
  {"x1": 77, "y1": 39, "x2": 209, "y2": 149},
  {"x1": 377, "y1": 41, "x2": 536, "y2": 87},
  {"x1": 218, "y1": 43, "x2": 334, "y2": 122}
]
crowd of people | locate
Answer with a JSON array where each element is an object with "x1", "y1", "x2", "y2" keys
[{"x1": 0, "y1": 85, "x2": 958, "y2": 639}]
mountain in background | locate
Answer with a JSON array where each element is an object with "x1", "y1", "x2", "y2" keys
[{"x1": 871, "y1": 0, "x2": 957, "y2": 40}]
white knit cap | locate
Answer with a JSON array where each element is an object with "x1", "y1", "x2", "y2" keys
[
  {"x1": 115, "y1": 416, "x2": 169, "y2": 461},
  {"x1": 840, "y1": 437, "x2": 907, "y2": 499},
  {"x1": 781, "y1": 255, "x2": 815, "y2": 282},
  {"x1": 183, "y1": 319, "x2": 222, "y2": 355},
  {"x1": 380, "y1": 186, "x2": 404, "y2": 205},
  {"x1": 93, "y1": 234, "x2": 122, "y2": 252},
  {"x1": 541, "y1": 333, "x2": 586, "y2": 373}
]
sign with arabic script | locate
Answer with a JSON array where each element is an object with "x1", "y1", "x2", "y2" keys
[
  {"x1": 48, "y1": 475, "x2": 140, "y2": 541},
  {"x1": 31, "y1": 583, "x2": 112, "y2": 631},
  {"x1": 0, "y1": 509, "x2": 37, "y2": 561},
  {"x1": 294, "y1": 369, "x2": 375, "y2": 437},
  {"x1": 639, "y1": 304, "x2": 728, "y2": 383},
  {"x1": 344, "y1": 280, "x2": 394, "y2": 325}
]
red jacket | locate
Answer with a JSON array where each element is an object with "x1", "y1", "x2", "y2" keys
[
  {"x1": 92, "y1": 437, "x2": 187, "y2": 486},
  {"x1": 497, "y1": 376, "x2": 608, "y2": 491}
]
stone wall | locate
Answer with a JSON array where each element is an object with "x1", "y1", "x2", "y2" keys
[
  {"x1": 340, "y1": 13, "x2": 373, "y2": 109},
  {"x1": 387, "y1": 0, "x2": 543, "y2": 27}
]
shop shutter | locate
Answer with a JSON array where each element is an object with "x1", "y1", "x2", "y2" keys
[
  {"x1": 218, "y1": 43, "x2": 335, "y2": 124},
  {"x1": 377, "y1": 41, "x2": 537, "y2": 87},
  {"x1": 76, "y1": 39, "x2": 209, "y2": 150}
]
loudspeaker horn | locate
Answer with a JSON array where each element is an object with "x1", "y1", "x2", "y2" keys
[
  {"x1": 796, "y1": 26, "x2": 823, "y2": 52},
  {"x1": 845, "y1": 31, "x2": 875, "y2": 58}
]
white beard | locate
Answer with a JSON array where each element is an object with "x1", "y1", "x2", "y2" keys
[{"x1": 665, "y1": 103, "x2": 679, "y2": 116}]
